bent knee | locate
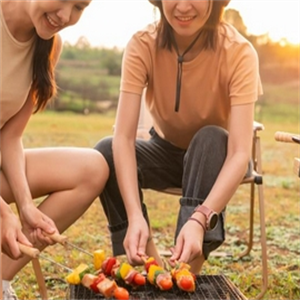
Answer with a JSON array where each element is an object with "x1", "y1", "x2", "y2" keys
[{"x1": 83, "y1": 150, "x2": 109, "y2": 188}]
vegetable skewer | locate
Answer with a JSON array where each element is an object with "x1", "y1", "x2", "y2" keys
[
  {"x1": 101, "y1": 256, "x2": 146, "y2": 287},
  {"x1": 171, "y1": 261, "x2": 196, "y2": 292},
  {"x1": 142, "y1": 256, "x2": 173, "y2": 291},
  {"x1": 66, "y1": 265, "x2": 129, "y2": 299}
]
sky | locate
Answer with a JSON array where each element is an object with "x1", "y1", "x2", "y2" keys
[{"x1": 60, "y1": 0, "x2": 300, "y2": 49}]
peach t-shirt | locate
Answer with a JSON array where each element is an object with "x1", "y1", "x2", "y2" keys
[{"x1": 121, "y1": 22, "x2": 263, "y2": 149}]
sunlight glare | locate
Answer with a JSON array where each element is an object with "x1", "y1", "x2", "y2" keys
[{"x1": 229, "y1": 0, "x2": 300, "y2": 45}]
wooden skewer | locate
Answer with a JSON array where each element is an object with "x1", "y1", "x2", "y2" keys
[
  {"x1": 44, "y1": 232, "x2": 68, "y2": 245},
  {"x1": 17, "y1": 242, "x2": 40, "y2": 258},
  {"x1": 44, "y1": 232, "x2": 93, "y2": 257},
  {"x1": 274, "y1": 131, "x2": 300, "y2": 144},
  {"x1": 138, "y1": 254, "x2": 148, "y2": 264},
  {"x1": 31, "y1": 258, "x2": 49, "y2": 300},
  {"x1": 18, "y1": 243, "x2": 48, "y2": 300}
]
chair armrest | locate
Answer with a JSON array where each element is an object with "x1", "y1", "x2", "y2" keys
[{"x1": 253, "y1": 121, "x2": 264, "y2": 132}]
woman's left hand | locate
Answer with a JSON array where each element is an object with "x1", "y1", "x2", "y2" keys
[
  {"x1": 169, "y1": 218, "x2": 205, "y2": 265},
  {"x1": 18, "y1": 203, "x2": 58, "y2": 246}
]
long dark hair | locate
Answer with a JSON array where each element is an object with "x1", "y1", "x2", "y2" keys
[
  {"x1": 31, "y1": 35, "x2": 57, "y2": 113},
  {"x1": 149, "y1": 0, "x2": 228, "y2": 51}
]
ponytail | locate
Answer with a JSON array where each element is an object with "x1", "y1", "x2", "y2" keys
[{"x1": 31, "y1": 35, "x2": 57, "y2": 113}]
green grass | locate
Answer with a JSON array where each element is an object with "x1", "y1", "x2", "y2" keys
[{"x1": 8, "y1": 83, "x2": 300, "y2": 299}]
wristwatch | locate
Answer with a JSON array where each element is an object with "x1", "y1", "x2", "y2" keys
[{"x1": 193, "y1": 205, "x2": 218, "y2": 231}]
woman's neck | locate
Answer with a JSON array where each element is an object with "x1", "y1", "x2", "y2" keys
[
  {"x1": 172, "y1": 30, "x2": 205, "y2": 61},
  {"x1": 1, "y1": 1, "x2": 35, "y2": 42}
]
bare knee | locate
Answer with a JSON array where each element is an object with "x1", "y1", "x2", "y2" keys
[{"x1": 78, "y1": 149, "x2": 109, "y2": 194}]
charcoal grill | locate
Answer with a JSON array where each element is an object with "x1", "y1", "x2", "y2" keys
[{"x1": 68, "y1": 274, "x2": 247, "y2": 300}]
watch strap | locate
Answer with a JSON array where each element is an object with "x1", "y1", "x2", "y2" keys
[
  {"x1": 193, "y1": 205, "x2": 216, "y2": 230},
  {"x1": 194, "y1": 205, "x2": 212, "y2": 218}
]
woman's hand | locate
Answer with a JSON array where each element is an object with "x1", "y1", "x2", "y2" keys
[
  {"x1": 123, "y1": 214, "x2": 149, "y2": 266},
  {"x1": 18, "y1": 203, "x2": 58, "y2": 246},
  {"x1": 1, "y1": 202, "x2": 32, "y2": 259},
  {"x1": 170, "y1": 217, "x2": 205, "y2": 266}
]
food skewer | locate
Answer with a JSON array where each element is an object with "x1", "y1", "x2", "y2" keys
[
  {"x1": 170, "y1": 261, "x2": 196, "y2": 292},
  {"x1": 141, "y1": 256, "x2": 173, "y2": 291},
  {"x1": 46, "y1": 232, "x2": 94, "y2": 257},
  {"x1": 65, "y1": 263, "x2": 130, "y2": 299},
  {"x1": 101, "y1": 256, "x2": 146, "y2": 287}
]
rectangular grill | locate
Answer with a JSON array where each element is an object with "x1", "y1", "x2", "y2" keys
[{"x1": 69, "y1": 274, "x2": 247, "y2": 300}]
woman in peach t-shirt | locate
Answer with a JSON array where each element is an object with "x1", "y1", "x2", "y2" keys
[{"x1": 95, "y1": 0, "x2": 262, "y2": 274}]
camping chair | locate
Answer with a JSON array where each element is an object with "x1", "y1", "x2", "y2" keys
[{"x1": 137, "y1": 94, "x2": 268, "y2": 300}]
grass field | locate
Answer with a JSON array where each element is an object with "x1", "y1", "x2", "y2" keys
[{"x1": 8, "y1": 82, "x2": 300, "y2": 300}]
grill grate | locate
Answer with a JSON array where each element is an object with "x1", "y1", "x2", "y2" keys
[{"x1": 68, "y1": 274, "x2": 247, "y2": 300}]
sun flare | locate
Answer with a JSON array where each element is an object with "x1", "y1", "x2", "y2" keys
[{"x1": 229, "y1": 0, "x2": 300, "y2": 45}]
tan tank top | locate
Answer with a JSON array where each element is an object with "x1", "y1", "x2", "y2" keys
[{"x1": 0, "y1": 3, "x2": 35, "y2": 129}]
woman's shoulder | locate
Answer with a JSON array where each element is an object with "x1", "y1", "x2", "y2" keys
[
  {"x1": 128, "y1": 22, "x2": 157, "y2": 47},
  {"x1": 218, "y1": 21, "x2": 253, "y2": 47},
  {"x1": 217, "y1": 21, "x2": 258, "y2": 59}
]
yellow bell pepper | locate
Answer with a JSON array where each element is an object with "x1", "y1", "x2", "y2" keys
[
  {"x1": 147, "y1": 265, "x2": 164, "y2": 284},
  {"x1": 65, "y1": 263, "x2": 90, "y2": 285},
  {"x1": 93, "y1": 249, "x2": 106, "y2": 270},
  {"x1": 119, "y1": 262, "x2": 132, "y2": 279}
]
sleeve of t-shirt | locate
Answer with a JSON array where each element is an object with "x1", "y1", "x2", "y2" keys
[
  {"x1": 120, "y1": 32, "x2": 151, "y2": 96},
  {"x1": 228, "y1": 42, "x2": 263, "y2": 106}
]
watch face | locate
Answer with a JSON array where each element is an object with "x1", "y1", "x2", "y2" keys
[{"x1": 209, "y1": 213, "x2": 219, "y2": 231}]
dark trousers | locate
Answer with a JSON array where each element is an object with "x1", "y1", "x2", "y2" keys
[{"x1": 94, "y1": 125, "x2": 228, "y2": 258}]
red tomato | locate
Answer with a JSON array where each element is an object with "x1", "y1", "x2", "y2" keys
[
  {"x1": 113, "y1": 287, "x2": 130, "y2": 300},
  {"x1": 158, "y1": 278, "x2": 173, "y2": 290},
  {"x1": 178, "y1": 276, "x2": 194, "y2": 292},
  {"x1": 133, "y1": 273, "x2": 146, "y2": 286}
]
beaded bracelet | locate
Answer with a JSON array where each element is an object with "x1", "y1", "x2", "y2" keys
[{"x1": 188, "y1": 217, "x2": 206, "y2": 232}]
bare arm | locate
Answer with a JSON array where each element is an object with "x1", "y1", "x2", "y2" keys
[
  {"x1": 113, "y1": 91, "x2": 149, "y2": 263},
  {"x1": 0, "y1": 196, "x2": 32, "y2": 259},
  {"x1": 113, "y1": 91, "x2": 142, "y2": 219},
  {"x1": 1, "y1": 92, "x2": 36, "y2": 209},
  {"x1": 172, "y1": 102, "x2": 255, "y2": 263},
  {"x1": 203, "y1": 102, "x2": 254, "y2": 212}
]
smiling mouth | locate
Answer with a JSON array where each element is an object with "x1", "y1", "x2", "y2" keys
[
  {"x1": 176, "y1": 16, "x2": 195, "y2": 22},
  {"x1": 46, "y1": 14, "x2": 59, "y2": 27}
]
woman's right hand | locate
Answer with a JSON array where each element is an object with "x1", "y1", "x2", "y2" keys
[
  {"x1": 123, "y1": 214, "x2": 150, "y2": 266},
  {"x1": 18, "y1": 203, "x2": 58, "y2": 246},
  {"x1": 1, "y1": 204, "x2": 32, "y2": 259}
]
